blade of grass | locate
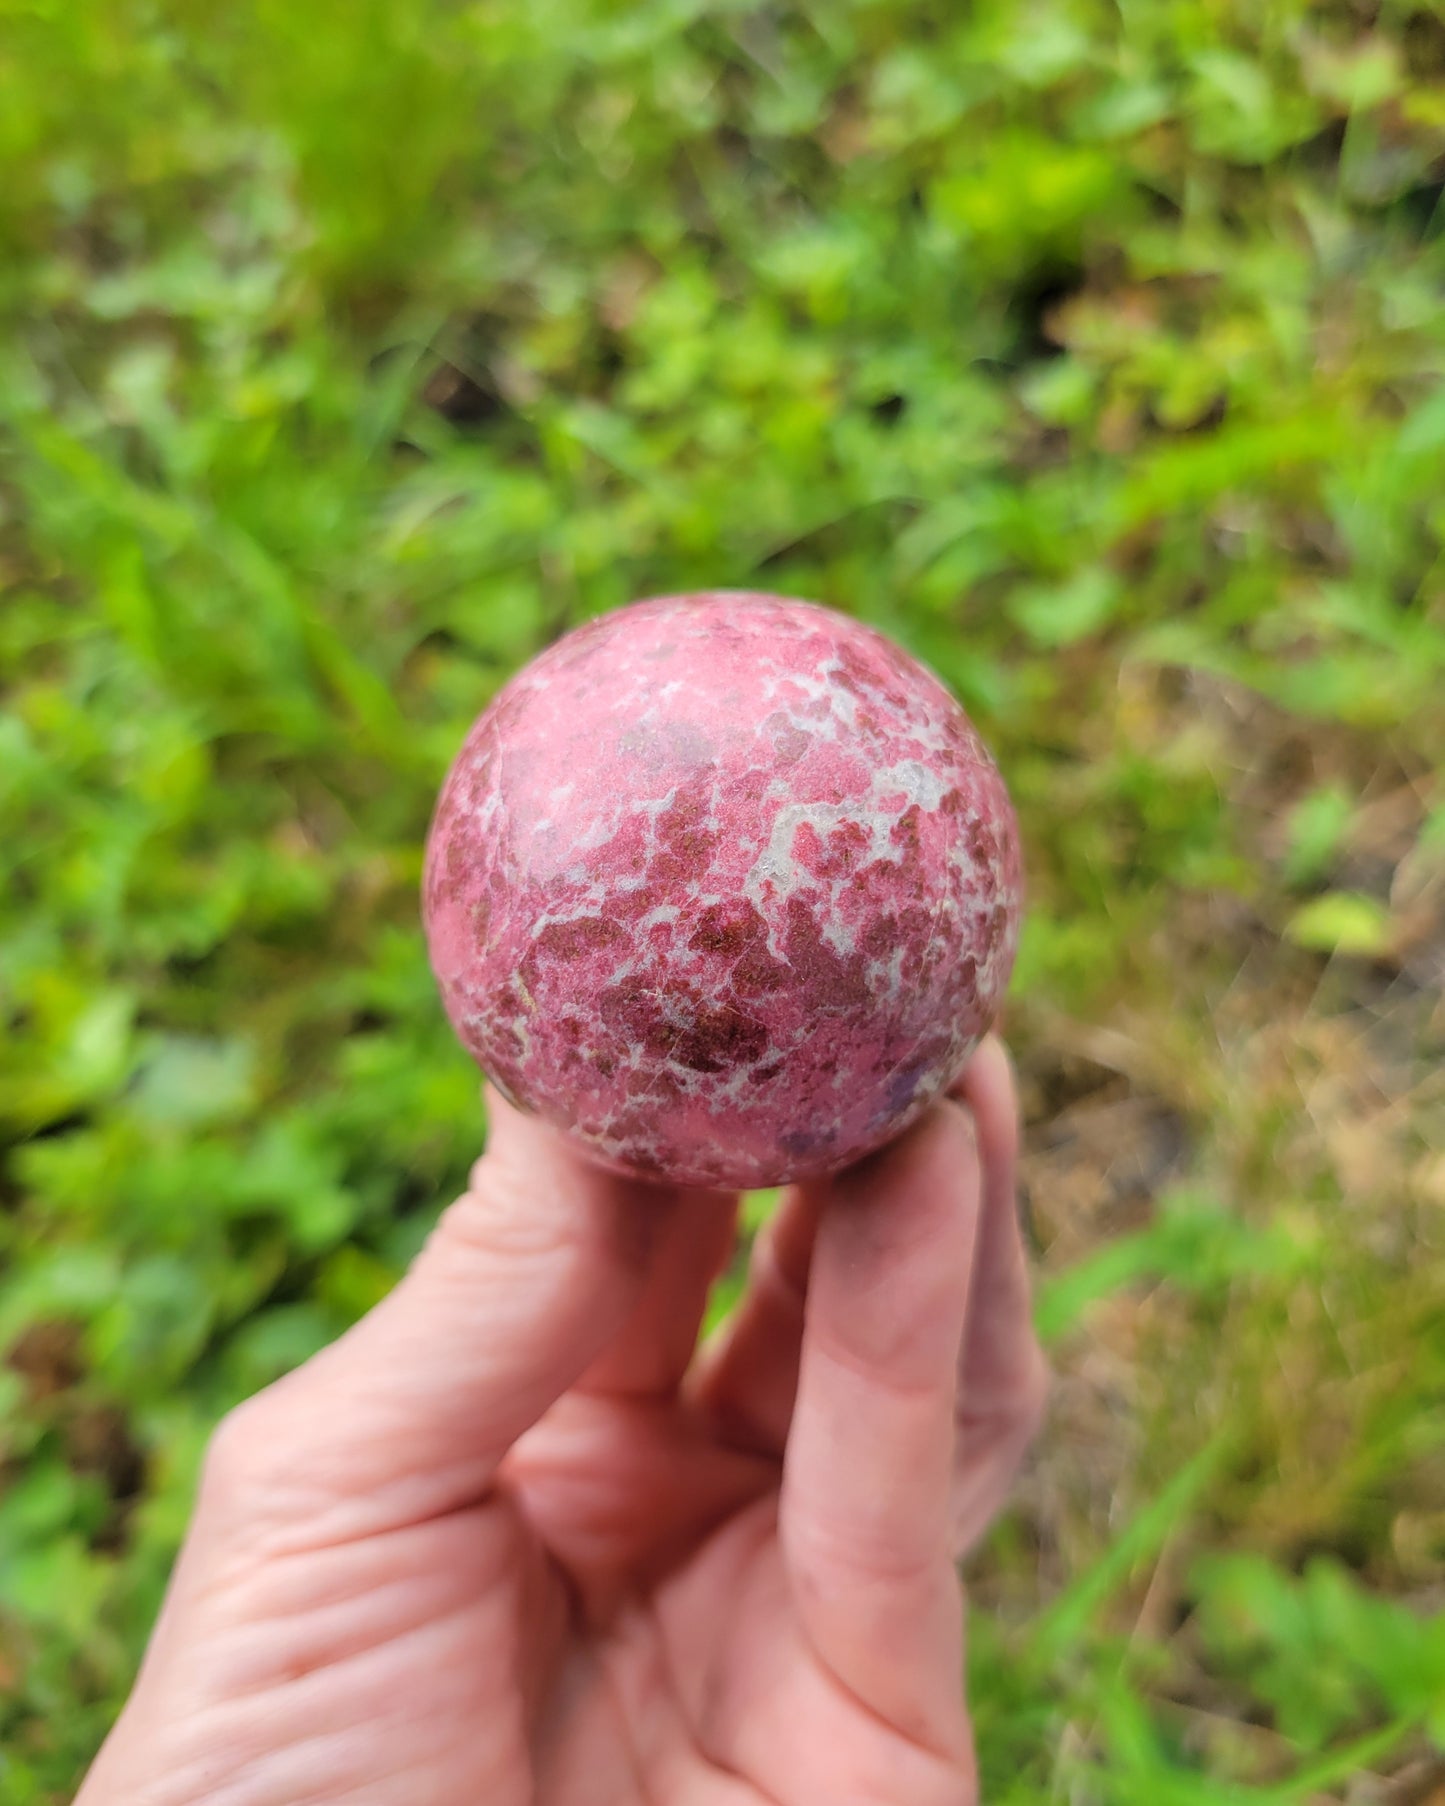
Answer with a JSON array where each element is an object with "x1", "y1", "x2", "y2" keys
[{"x1": 1031, "y1": 1436, "x2": 1230, "y2": 1668}]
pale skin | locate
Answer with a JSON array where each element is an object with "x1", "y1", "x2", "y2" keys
[{"x1": 79, "y1": 1036, "x2": 1047, "y2": 1806}]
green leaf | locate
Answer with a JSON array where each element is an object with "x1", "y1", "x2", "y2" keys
[
  {"x1": 1010, "y1": 568, "x2": 1122, "y2": 648},
  {"x1": 1036, "y1": 1191, "x2": 1312, "y2": 1343},
  {"x1": 1284, "y1": 893, "x2": 1393, "y2": 958},
  {"x1": 1282, "y1": 786, "x2": 1353, "y2": 890},
  {"x1": 0, "y1": 1535, "x2": 109, "y2": 1641},
  {"x1": 130, "y1": 1036, "x2": 258, "y2": 1130}
]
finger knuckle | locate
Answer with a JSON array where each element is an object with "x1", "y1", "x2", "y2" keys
[
  {"x1": 955, "y1": 1344, "x2": 1050, "y2": 1453},
  {"x1": 200, "y1": 1390, "x2": 291, "y2": 1508},
  {"x1": 1022, "y1": 1343, "x2": 1051, "y2": 1434},
  {"x1": 789, "y1": 1493, "x2": 942, "y2": 1591}
]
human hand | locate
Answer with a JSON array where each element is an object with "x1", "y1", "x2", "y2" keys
[{"x1": 78, "y1": 1036, "x2": 1046, "y2": 1806}]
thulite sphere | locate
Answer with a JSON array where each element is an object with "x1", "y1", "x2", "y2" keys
[{"x1": 423, "y1": 593, "x2": 1021, "y2": 1190}]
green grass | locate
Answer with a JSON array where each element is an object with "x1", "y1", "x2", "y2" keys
[{"x1": 2, "y1": 0, "x2": 1444, "y2": 1797}]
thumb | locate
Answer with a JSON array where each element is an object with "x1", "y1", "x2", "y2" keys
[{"x1": 202, "y1": 1090, "x2": 676, "y2": 1544}]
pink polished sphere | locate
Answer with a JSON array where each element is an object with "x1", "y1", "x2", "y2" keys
[{"x1": 423, "y1": 593, "x2": 1021, "y2": 1189}]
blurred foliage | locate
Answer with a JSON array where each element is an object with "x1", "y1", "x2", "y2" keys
[{"x1": 2, "y1": 0, "x2": 1444, "y2": 1798}]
